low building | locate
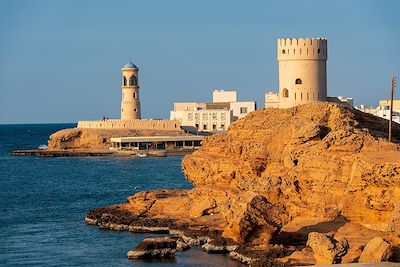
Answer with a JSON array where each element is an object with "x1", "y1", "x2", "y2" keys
[
  {"x1": 110, "y1": 135, "x2": 205, "y2": 151},
  {"x1": 326, "y1": 96, "x2": 354, "y2": 107},
  {"x1": 170, "y1": 107, "x2": 233, "y2": 133},
  {"x1": 170, "y1": 90, "x2": 256, "y2": 133},
  {"x1": 356, "y1": 101, "x2": 400, "y2": 124},
  {"x1": 264, "y1": 92, "x2": 279, "y2": 108}
]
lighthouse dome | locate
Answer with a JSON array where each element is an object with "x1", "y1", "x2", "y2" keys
[{"x1": 123, "y1": 61, "x2": 138, "y2": 69}]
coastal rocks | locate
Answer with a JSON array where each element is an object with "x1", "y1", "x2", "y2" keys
[
  {"x1": 201, "y1": 237, "x2": 238, "y2": 253},
  {"x1": 127, "y1": 237, "x2": 176, "y2": 259},
  {"x1": 359, "y1": 237, "x2": 392, "y2": 263},
  {"x1": 306, "y1": 232, "x2": 348, "y2": 264},
  {"x1": 48, "y1": 127, "x2": 187, "y2": 150},
  {"x1": 183, "y1": 103, "x2": 400, "y2": 236},
  {"x1": 86, "y1": 103, "x2": 400, "y2": 265}
]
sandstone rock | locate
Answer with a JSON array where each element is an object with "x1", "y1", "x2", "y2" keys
[
  {"x1": 183, "y1": 103, "x2": 400, "y2": 236},
  {"x1": 86, "y1": 103, "x2": 400, "y2": 263},
  {"x1": 189, "y1": 197, "x2": 216, "y2": 218},
  {"x1": 306, "y1": 232, "x2": 348, "y2": 264},
  {"x1": 127, "y1": 237, "x2": 176, "y2": 259},
  {"x1": 48, "y1": 127, "x2": 187, "y2": 150},
  {"x1": 359, "y1": 237, "x2": 392, "y2": 263}
]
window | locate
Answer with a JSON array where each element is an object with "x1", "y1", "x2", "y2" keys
[
  {"x1": 195, "y1": 113, "x2": 199, "y2": 120},
  {"x1": 203, "y1": 124, "x2": 207, "y2": 130},
  {"x1": 195, "y1": 123, "x2": 199, "y2": 129},
  {"x1": 295, "y1": 78, "x2": 302, "y2": 85},
  {"x1": 202, "y1": 113, "x2": 207, "y2": 120},
  {"x1": 123, "y1": 76, "x2": 127, "y2": 86},
  {"x1": 212, "y1": 113, "x2": 217, "y2": 120},
  {"x1": 212, "y1": 124, "x2": 217, "y2": 130},
  {"x1": 301, "y1": 93, "x2": 303, "y2": 100},
  {"x1": 282, "y1": 88, "x2": 289, "y2": 98},
  {"x1": 221, "y1": 123, "x2": 225, "y2": 129},
  {"x1": 133, "y1": 92, "x2": 136, "y2": 99},
  {"x1": 317, "y1": 49, "x2": 321, "y2": 54},
  {"x1": 240, "y1": 107, "x2": 248, "y2": 114},
  {"x1": 221, "y1": 113, "x2": 226, "y2": 120},
  {"x1": 129, "y1": 75, "x2": 137, "y2": 86},
  {"x1": 282, "y1": 49, "x2": 286, "y2": 54},
  {"x1": 188, "y1": 113, "x2": 193, "y2": 121}
]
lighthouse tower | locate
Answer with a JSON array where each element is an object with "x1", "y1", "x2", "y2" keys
[
  {"x1": 277, "y1": 38, "x2": 327, "y2": 108},
  {"x1": 121, "y1": 60, "x2": 141, "y2": 120}
]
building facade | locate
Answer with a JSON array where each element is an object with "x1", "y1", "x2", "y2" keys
[
  {"x1": 121, "y1": 61, "x2": 141, "y2": 120},
  {"x1": 170, "y1": 90, "x2": 255, "y2": 133},
  {"x1": 170, "y1": 108, "x2": 233, "y2": 133},
  {"x1": 356, "y1": 100, "x2": 400, "y2": 124}
]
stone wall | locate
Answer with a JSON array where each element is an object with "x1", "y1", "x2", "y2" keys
[{"x1": 77, "y1": 119, "x2": 181, "y2": 131}]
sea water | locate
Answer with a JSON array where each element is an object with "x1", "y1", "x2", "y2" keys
[{"x1": 0, "y1": 124, "x2": 242, "y2": 267}]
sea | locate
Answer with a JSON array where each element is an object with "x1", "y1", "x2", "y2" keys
[{"x1": 0, "y1": 124, "x2": 242, "y2": 267}]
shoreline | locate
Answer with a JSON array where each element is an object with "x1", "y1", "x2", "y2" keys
[{"x1": 11, "y1": 148, "x2": 197, "y2": 157}]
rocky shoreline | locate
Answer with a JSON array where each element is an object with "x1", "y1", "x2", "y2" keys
[{"x1": 85, "y1": 103, "x2": 400, "y2": 265}]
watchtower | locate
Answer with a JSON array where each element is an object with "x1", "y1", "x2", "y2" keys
[
  {"x1": 277, "y1": 38, "x2": 327, "y2": 108},
  {"x1": 121, "y1": 60, "x2": 141, "y2": 120}
]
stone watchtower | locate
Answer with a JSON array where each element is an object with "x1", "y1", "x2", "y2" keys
[
  {"x1": 121, "y1": 60, "x2": 141, "y2": 120},
  {"x1": 277, "y1": 38, "x2": 327, "y2": 108}
]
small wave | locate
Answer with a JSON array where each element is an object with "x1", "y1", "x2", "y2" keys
[{"x1": 38, "y1": 144, "x2": 48, "y2": 150}]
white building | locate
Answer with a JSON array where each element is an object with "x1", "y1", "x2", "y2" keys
[
  {"x1": 170, "y1": 90, "x2": 256, "y2": 133},
  {"x1": 356, "y1": 102, "x2": 400, "y2": 124}
]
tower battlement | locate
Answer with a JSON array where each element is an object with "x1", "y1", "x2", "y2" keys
[{"x1": 277, "y1": 38, "x2": 327, "y2": 60}]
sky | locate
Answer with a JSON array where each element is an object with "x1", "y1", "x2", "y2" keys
[{"x1": 0, "y1": 0, "x2": 399, "y2": 124}]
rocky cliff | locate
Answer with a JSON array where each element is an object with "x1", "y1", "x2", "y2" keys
[{"x1": 86, "y1": 103, "x2": 400, "y2": 265}]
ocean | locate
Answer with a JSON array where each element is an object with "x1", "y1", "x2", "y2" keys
[{"x1": 0, "y1": 124, "x2": 241, "y2": 267}]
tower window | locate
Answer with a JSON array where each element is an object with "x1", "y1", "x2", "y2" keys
[
  {"x1": 317, "y1": 49, "x2": 321, "y2": 54},
  {"x1": 123, "y1": 76, "x2": 127, "y2": 86},
  {"x1": 133, "y1": 92, "x2": 136, "y2": 99},
  {"x1": 129, "y1": 75, "x2": 137, "y2": 86},
  {"x1": 282, "y1": 88, "x2": 289, "y2": 98},
  {"x1": 295, "y1": 78, "x2": 302, "y2": 85},
  {"x1": 282, "y1": 49, "x2": 286, "y2": 54}
]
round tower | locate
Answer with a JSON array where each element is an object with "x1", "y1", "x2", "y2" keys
[
  {"x1": 277, "y1": 38, "x2": 327, "y2": 108},
  {"x1": 121, "y1": 60, "x2": 141, "y2": 120}
]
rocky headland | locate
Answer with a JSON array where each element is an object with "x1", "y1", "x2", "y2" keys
[
  {"x1": 85, "y1": 103, "x2": 400, "y2": 265},
  {"x1": 47, "y1": 127, "x2": 188, "y2": 150}
]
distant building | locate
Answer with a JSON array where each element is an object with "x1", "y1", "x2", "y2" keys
[
  {"x1": 170, "y1": 90, "x2": 256, "y2": 133},
  {"x1": 356, "y1": 100, "x2": 400, "y2": 124},
  {"x1": 327, "y1": 96, "x2": 354, "y2": 107}
]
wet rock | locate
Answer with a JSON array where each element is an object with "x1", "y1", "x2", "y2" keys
[
  {"x1": 306, "y1": 232, "x2": 348, "y2": 264},
  {"x1": 176, "y1": 238, "x2": 190, "y2": 251},
  {"x1": 201, "y1": 237, "x2": 238, "y2": 254},
  {"x1": 359, "y1": 237, "x2": 392, "y2": 263},
  {"x1": 127, "y1": 237, "x2": 176, "y2": 259}
]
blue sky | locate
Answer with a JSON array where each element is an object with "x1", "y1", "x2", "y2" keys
[{"x1": 0, "y1": 0, "x2": 399, "y2": 123}]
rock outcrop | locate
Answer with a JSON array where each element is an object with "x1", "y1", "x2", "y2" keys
[
  {"x1": 127, "y1": 237, "x2": 177, "y2": 259},
  {"x1": 48, "y1": 128, "x2": 187, "y2": 150},
  {"x1": 86, "y1": 103, "x2": 400, "y2": 265}
]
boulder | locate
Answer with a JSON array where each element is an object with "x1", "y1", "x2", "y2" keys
[
  {"x1": 306, "y1": 232, "x2": 348, "y2": 264},
  {"x1": 359, "y1": 237, "x2": 392, "y2": 263},
  {"x1": 127, "y1": 237, "x2": 176, "y2": 259}
]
